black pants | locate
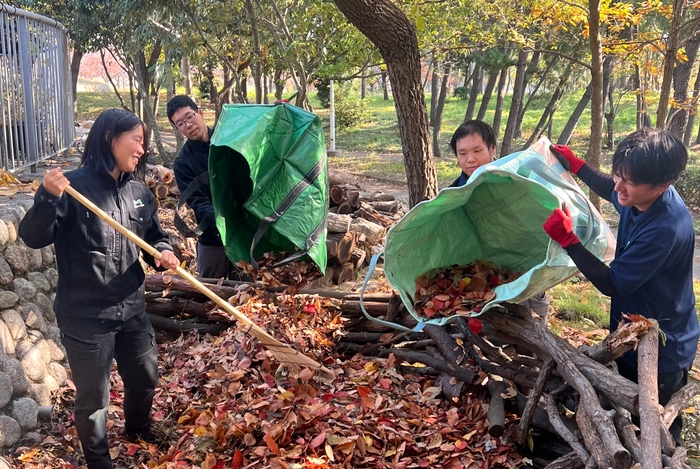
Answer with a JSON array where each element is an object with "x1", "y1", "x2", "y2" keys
[
  {"x1": 616, "y1": 359, "x2": 689, "y2": 444},
  {"x1": 59, "y1": 313, "x2": 158, "y2": 469}
]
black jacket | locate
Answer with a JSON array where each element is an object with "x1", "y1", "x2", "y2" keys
[
  {"x1": 19, "y1": 167, "x2": 172, "y2": 321},
  {"x1": 173, "y1": 129, "x2": 222, "y2": 246}
]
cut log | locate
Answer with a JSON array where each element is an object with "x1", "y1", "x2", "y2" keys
[
  {"x1": 146, "y1": 177, "x2": 157, "y2": 189},
  {"x1": 613, "y1": 410, "x2": 643, "y2": 464},
  {"x1": 581, "y1": 320, "x2": 649, "y2": 364},
  {"x1": 148, "y1": 164, "x2": 174, "y2": 184},
  {"x1": 167, "y1": 180, "x2": 180, "y2": 197},
  {"x1": 350, "y1": 217, "x2": 386, "y2": 246},
  {"x1": 360, "y1": 191, "x2": 396, "y2": 202},
  {"x1": 146, "y1": 274, "x2": 238, "y2": 299},
  {"x1": 546, "y1": 395, "x2": 591, "y2": 466},
  {"x1": 146, "y1": 297, "x2": 227, "y2": 322},
  {"x1": 346, "y1": 190, "x2": 360, "y2": 209},
  {"x1": 332, "y1": 263, "x2": 355, "y2": 285},
  {"x1": 336, "y1": 201, "x2": 354, "y2": 214},
  {"x1": 327, "y1": 212, "x2": 352, "y2": 233},
  {"x1": 518, "y1": 357, "x2": 555, "y2": 444},
  {"x1": 367, "y1": 200, "x2": 400, "y2": 213},
  {"x1": 155, "y1": 184, "x2": 170, "y2": 199},
  {"x1": 355, "y1": 205, "x2": 396, "y2": 228},
  {"x1": 328, "y1": 169, "x2": 358, "y2": 187},
  {"x1": 326, "y1": 232, "x2": 355, "y2": 264},
  {"x1": 382, "y1": 349, "x2": 478, "y2": 386},
  {"x1": 435, "y1": 372, "x2": 465, "y2": 402},
  {"x1": 161, "y1": 198, "x2": 178, "y2": 210},
  {"x1": 350, "y1": 247, "x2": 367, "y2": 269},
  {"x1": 638, "y1": 321, "x2": 662, "y2": 469},
  {"x1": 330, "y1": 185, "x2": 346, "y2": 205},
  {"x1": 147, "y1": 313, "x2": 230, "y2": 335},
  {"x1": 662, "y1": 380, "x2": 700, "y2": 430},
  {"x1": 487, "y1": 376, "x2": 509, "y2": 437},
  {"x1": 543, "y1": 451, "x2": 586, "y2": 469}
]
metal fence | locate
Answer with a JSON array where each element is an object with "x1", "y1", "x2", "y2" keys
[{"x1": 0, "y1": 3, "x2": 73, "y2": 172}]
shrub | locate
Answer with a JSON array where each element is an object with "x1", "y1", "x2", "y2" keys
[
  {"x1": 334, "y1": 85, "x2": 369, "y2": 130},
  {"x1": 453, "y1": 86, "x2": 469, "y2": 100},
  {"x1": 675, "y1": 164, "x2": 700, "y2": 206}
]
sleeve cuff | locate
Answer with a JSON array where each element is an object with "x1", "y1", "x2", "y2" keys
[{"x1": 35, "y1": 186, "x2": 62, "y2": 205}]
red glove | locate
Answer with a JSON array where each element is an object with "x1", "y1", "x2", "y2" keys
[
  {"x1": 550, "y1": 144, "x2": 586, "y2": 175},
  {"x1": 543, "y1": 206, "x2": 580, "y2": 248}
]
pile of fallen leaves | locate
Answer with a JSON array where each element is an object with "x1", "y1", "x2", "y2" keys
[
  {"x1": 236, "y1": 252, "x2": 323, "y2": 290},
  {"x1": 413, "y1": 260, "x2": 521, "y2": 319},
  {"x1": 8, "y1": 288, "x2": 526, "y2": 469}
]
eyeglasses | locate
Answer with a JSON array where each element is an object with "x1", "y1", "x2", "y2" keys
[{"x1": 174, "y1": 112, "x2": 197, "y2": 130}]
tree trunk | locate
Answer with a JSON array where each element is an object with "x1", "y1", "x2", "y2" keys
[
  {"x1": 334, "y1": 0, "x2": 438, "y2": 207},
  {"x1": 464, "y1": 63, "x2": 481, "y2": 122},
  {"x1": 182, "y1": 56, "x2": 192, "y2": 97},
  {"x1": 432, "y1": 62, "x2": 452, "y2": 159},
  {"x1": 515, "y1": 49, "x2": 542, "y2": 139},
  {"x1": 133, "y1": 58, "x2": 167, "y2": 163},
  {"x1": 245, "y1": 0, "x2": 263, "y2": 104},
  {"x1": 524, "y1": 63, "x2": 572, "y2": 148},
  {"x1": 361, "y1": 76, "x2": 366, "y2": 99},
  {"x1": 430, "y1": 63, "x2": 439, "y2": 124},
  {"x1": 656, "y1": 0, "x2": 685, "y2": 129},
  {"x1": 559, "y1": 83, "x2": 592, "y2": 145},
  {"x1": 500, "y1": 49, "x2": 529, "y2": 156},
  {"x1": 518, "y1": 54, "x2": 555, "y2": 133},
  {"x1": 492, "y1": 67, "x2": 508, "y2": 140},
  {"x1": 274, "y1": 67, "x2": 285, "y2": 100},
  {"x1": 667, "y1": 16, "x2": 700, "y2": 138},
  {"x1": 476, "y1": 69, "x2": 499, "y2": 121},
  {"x1": 588, "y1": 0, "x2": 604, "y2": 210},
  {"x1": 684, "y1": 69, "x2": 700, "y2": 145},
  {"x1": 635, "y1": 64, "x2": 652, "y2": 130},
  {"x1": 603, "y1": 55, "x2": 616, "y2": 149},
  {"x1": 381, "y1": 71, "x2": 390, "y2": 100},
  {"x1": 70, "y1": 50, "x2": 83, "y2": 116}
]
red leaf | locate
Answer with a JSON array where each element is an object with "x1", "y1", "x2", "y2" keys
[
  {"x1": 230, "y1": 450, "x2": 243, "y2": 469},
  {"x1": 126, "y1": 444, "x2": 140, "y2": 456},
  {"x1": 357, "y1": 385, "x2": 372, "y2": 398},
  {"x1": 310, "y1": 431, "x2": 326, "y2": 448},
  {"x1": 468, "y1": 318, "x2": 483, "y2": 335},
  {"x1": 265, "y1": 433, "x2": 280, "y2": 455}
]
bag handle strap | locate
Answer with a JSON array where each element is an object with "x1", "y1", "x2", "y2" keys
[
  {"x1": 249, "y1": 157, "x2": 325, "y2": 269},
  {"x1": 174, "y1": 172, "x2": 215, "y2": 239}
]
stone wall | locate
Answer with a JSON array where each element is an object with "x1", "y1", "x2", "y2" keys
[{"x1": 0, "y1": 199, "x2": 65, "y2": 447}]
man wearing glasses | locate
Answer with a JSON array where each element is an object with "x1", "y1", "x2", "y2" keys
[{"x1": 167, "y1": 95, "x2": 234, "y2": 279}]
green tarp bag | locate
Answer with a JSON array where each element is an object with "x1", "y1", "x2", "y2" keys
[
  {"x1": 379, "y1": 138, "x2": 616, "y2": 330},
  {"x1": 208, "y1": 103, "x2": 328, "y2": 271}
]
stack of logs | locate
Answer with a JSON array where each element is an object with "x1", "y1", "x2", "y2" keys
[
  {"x1": 325, "y1": 170, "x2": 406, "y2": 285},
  {"x1": 146, "y1": 164, "x2": 179, "y2": 209},
  {"x1": 142, "y1": 273, "x2": 699, "y2": 468},
  {"x1": 143, "y1": 274, "x2": 699, "y2": 467}
]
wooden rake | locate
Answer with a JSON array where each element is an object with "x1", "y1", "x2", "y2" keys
[{"x1": 64, "y1": 185, "x2": 336, "y2": 384}]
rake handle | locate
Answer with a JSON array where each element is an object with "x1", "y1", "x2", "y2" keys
[{"x1": 63, "y1": 185, "x2": 256, "y2": 329}]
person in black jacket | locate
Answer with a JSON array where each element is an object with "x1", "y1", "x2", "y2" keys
[
  {"x1": 448, "y1": 120, "x2": 550, "y2": 317},
  {"x1": 19, "y1": 109, "x2": 179, "y2": 469},
  {"x1": 167, "y1": 95, "x2": 234, "y2": 279}
]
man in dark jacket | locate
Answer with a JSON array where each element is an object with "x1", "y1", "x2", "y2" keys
[
  {"x1": 448, "y1": 120, "x2": 550, "y2": 317},
  {"x1": 544, "y1": 130, "x2": 698, "y2": 443},
  {"x1": 167, "y1": 95, "x2": 234, "y2": 279}
]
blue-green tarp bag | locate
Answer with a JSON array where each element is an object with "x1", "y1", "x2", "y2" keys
[
  {"x1": 369, "y1": 138, "x2": 615, "y2": 330},
  {"x1": 206, "y1": 103, "x2": 328, "y2": 271}
]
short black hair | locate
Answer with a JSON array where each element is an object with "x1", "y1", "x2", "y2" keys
[
  {"x1": 167, "y1": 95, "x2": 198, "y2": 122},
  {"x1": 80, "y1": 109, "x2": 148, "y2": 180},
  {"x1": 612, "y1": 128, "x2": 687, "y2": 186},
  {"x1": 450, "y1": 120, "x2": 497, "y2": 155}
]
